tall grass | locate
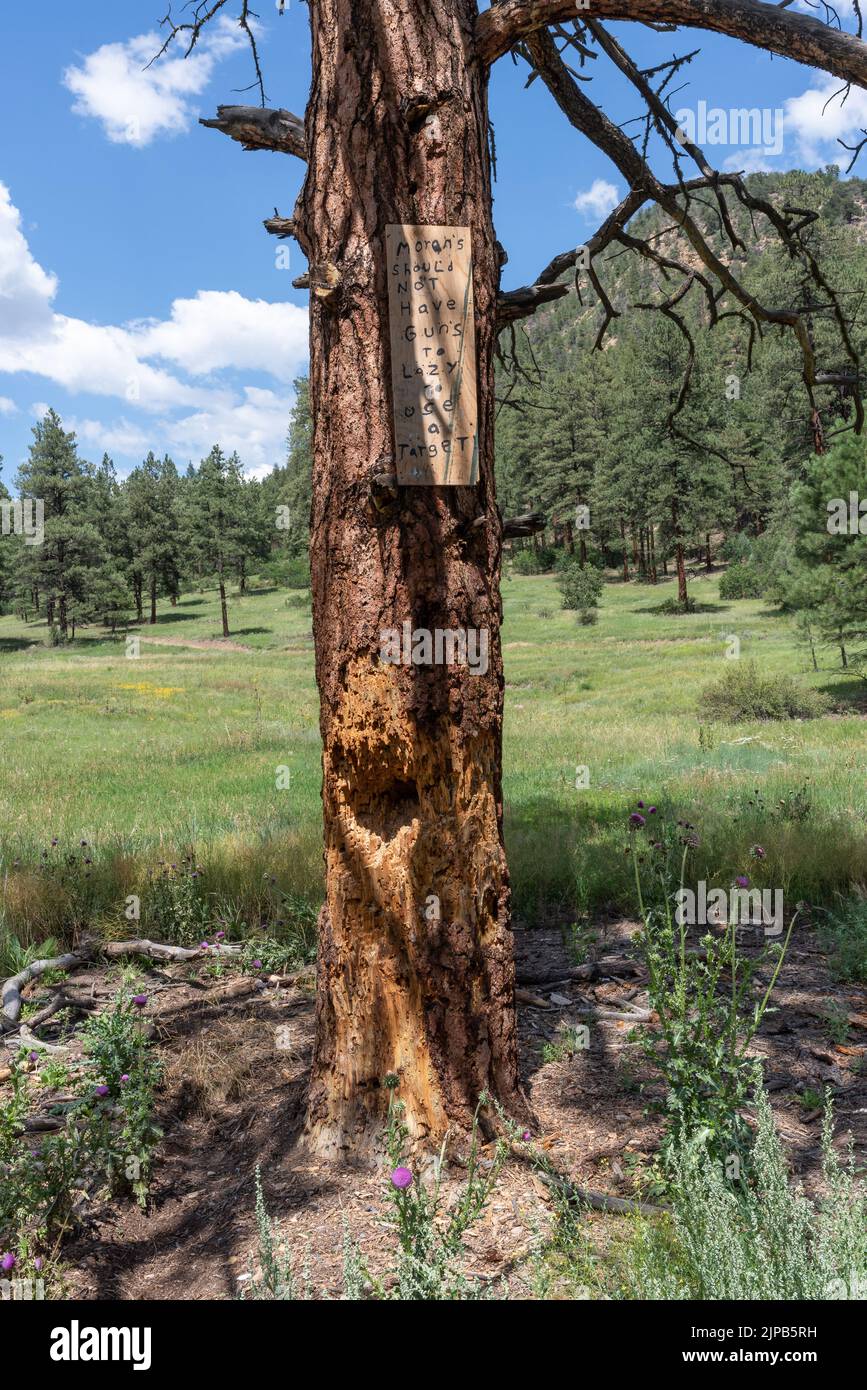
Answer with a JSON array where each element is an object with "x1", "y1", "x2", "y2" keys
[{"x1": 1, "y1": 573, "x2": 865, "y2": 953}]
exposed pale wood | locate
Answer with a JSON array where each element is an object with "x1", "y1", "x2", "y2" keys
[
  {"x1": 1, "y1": 951, "x2": 89, "y2": 1032},
  {"x1": 103, "y1": 938, "x2": 242, "y2": 962}
]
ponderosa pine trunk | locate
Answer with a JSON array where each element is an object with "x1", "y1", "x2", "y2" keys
[{"x1": 300, "y1": 0, "x2": 528, "y2": 1157}]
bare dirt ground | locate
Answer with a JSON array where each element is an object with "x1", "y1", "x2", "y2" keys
[{"x1": 14, "y1": 917, "x2": 867, "y2": 1300}]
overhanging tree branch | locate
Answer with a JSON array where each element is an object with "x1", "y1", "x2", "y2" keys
[
  {"x1": 199, "y1": 105, "x2": 307, "y2": 158},
  {"x1": 476, "y1": 0, "x2": 867, "y2": 90},
  {"x1": 518, "y1": 26, "x2": 863, "y2": 428}
]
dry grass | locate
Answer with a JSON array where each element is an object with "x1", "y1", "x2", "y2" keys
[{"x1": 163, "y1": 1014, "x2": 300, "y2": 1116}]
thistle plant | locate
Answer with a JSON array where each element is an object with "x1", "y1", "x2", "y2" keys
[
  {"x1": 80, "y1": 989, "x2": 162, "y2": 1204},
  {"x1": 360, "y1": 1078, "x2": 506, "y2": 1300},
  {"x1": 628, "y1": 807, "x2": 796, "y2": 1168}
]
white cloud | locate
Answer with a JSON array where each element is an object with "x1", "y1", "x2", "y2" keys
[
  {"x1": 161, "y1": 386, "x2": 291, "y2": 474},
  {"x1": 722, "y1": 149, "x2": 778, "y2": 175},
  {"x1": 0, "y1": 183, "x2": 308, "y2": 472},
  {"x1": 573, "y1": 178, "x2": 620, "y2": 221},
  {"x1": 0, "y1": 313, "x2": 224, "y2": 412},
  {"x1": 63, "y1": 18, "x2": 246, "y2": 147},
  {"x1": 0, "y1": 184, "x2": 57, "y2": 339},
  {"x1": 784, "y1": 74, "x2": 867, "y2": 168},
  {"x1": 0, "y1": 396, "x2": 18, "y2": 416},
  {"x1": 132, "y1": 290, "x2": 309, "y2": 382},
  {"x1": 64, "y1": 416, "x2": 153, "y2": 458}
]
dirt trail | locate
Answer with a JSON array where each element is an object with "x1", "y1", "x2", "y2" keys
[{"x1": 137, "y1": 635, "x2": 255, "y2": 654}]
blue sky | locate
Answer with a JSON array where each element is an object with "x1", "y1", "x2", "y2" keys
[{"x1": 0, "y1": 1, "x2": 862, "y2": 480}]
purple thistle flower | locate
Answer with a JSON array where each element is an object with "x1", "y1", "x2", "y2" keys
[
  {"x1": 200, "y1": 941, "x2": 209, "y2": 950},
  {"x1": 29, "y1": 1051, "x2": 39, "y2": 1063},
  {"x1": 215, "y1": 931, "x2": 225, "y2": 940},
  {"x1": 132, "y1": 994, "x2": 148, "y2": 1009},
  {"x1": 390, "y1": 1167, "x2": 413, "y2": 1190},
  {"x1": 95, "y1": 1085, "x2": 110, "y2": 1098},
  {"x1": 648, "y1": 806, "x2": 657, "y2": 815},
  {"x1": 735, "y1": 875, "x2": 750, "y2": 888},
  {"x1": 34, "y1": 1257, "x2": 43, "y2": 1272},
  {"x1": 1, "y1": 1253, "x2": 15, "y2": 1273},
  {"x1": 521, "y1": 1130, "x2": 532, "y2": 1142},
  {"x1": 751, "y1": 844, "x2": 766, "y2": 860},
  {"x1": 637, "y1": 800, "x2": 644, "y2": 808},
  {"x1": 120, "y1": 1074, "x2": 130, "y2": 1084},
  {"x1": 629, "y1": 812, "x2": 646, "y2": 828},
  {"x1": 251, "y1": 960, "x2": 262, "y2": 971}
]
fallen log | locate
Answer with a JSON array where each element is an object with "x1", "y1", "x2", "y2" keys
[
  {"x1": 102, "y1": 939, "x2": 241, "y2": 962},
  {"x1": 1, "y1": 951, "x2": 91, "y2": 1033},
  {"x1": 516, "y1": 957, "x2": 642, "y2": 987},
  {"x1": 540, "y1": 1171, "x2": 667, "y2": 1218}
]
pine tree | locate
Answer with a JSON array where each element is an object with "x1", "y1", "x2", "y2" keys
[{"x1": 14, "y1": 410, "x2": 104, "y2": 641}]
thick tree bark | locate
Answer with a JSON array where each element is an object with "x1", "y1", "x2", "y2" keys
[
  {"x1": 300, "y1": 0, "x2": 528, "y2": 1157},
  {"x1": 149, "y1": 577, "x2": 157, "y2": 625}
]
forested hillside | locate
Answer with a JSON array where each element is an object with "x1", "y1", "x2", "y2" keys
[{"x1": 492, "y1": 167, "x2": 867, "y2": 657}]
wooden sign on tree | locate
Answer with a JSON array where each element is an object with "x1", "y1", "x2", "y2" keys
[{"x1": 385, "y1": 223, "x2": 479, "y2": 486}]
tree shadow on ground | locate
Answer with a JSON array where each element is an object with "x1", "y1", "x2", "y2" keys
[
  {"x1": 632, "y1": 600, "x2": 729, "y2": 615},
  {"x1": 818, "y1": 675, "x2": 867, "y2": 710}
]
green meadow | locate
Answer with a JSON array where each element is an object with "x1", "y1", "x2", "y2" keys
[{"x1": 0, "y1": 569, "x2": 865, "y2": 952}]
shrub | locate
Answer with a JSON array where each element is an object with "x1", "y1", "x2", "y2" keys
[
  {"x1": 143, "y1": 863, "x2": 209, "y2": 945},
  {"x1": 239, "y1": 1166, "x2": 303, "y2": 1299},
  {"x1": 259, "y1": 554, "x2": 310, "y2": 589},
  {"x1": 819, "y1": 897, "x2": 867, "y2": 983},
  {"x1": 719, "y1": 533, "x2": 755, "y2": 564},
  {"x1": 698, "y1": 661, "x2": 830, "y2": 721},
  {"x1": 719, "y1": 561, "x2": 766, "y2": 599},
  {"x1": 511, "y1": 545, "x2": 558, "y2": 575},
  {"x1": 557, "y1": 560, "x2": 604, "y2": 622},
  {"x1": 650, "y1": 596, "x2": 697, "y2": 615},
  {"x1": 621, "y1": 1077, "x2": 867, "y2": 1299}
]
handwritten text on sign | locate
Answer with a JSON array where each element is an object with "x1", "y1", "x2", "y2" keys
[{"x1": 385, "y1": 224, "x2": 479, "y2": 486}]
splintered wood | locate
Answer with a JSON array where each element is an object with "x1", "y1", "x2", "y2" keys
[{"x1": 385, "y1": 224, "x2": 479, "y2": 486}]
